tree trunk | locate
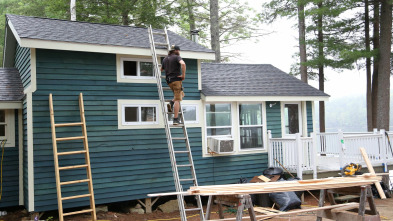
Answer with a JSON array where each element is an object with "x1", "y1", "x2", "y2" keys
[
  {"x1": 365, "y1": 0, "x2": 372, "y2": 131},
  {"x1": 186, "y1": 0, "x2": 196, "y2": 39},
  {"x1": 376, "y1": 0, "x2": 392, "y2": 131},
  {"x1": 298, "y1": 1, "x2": 307, "y2": 83},
  {"x1": 372, "y1": 0, "x2": 380, "y2": 129},
  {"x1": 210, "y1": 0, "x2": 221, "y2": 62},
  {"x1": 318, "y1": 1, "x2": 325, "y2": 132}
]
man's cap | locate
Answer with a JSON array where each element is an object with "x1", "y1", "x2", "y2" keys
[{"x1": 170, "y1": 45, "x2": 181, "y2": 51}]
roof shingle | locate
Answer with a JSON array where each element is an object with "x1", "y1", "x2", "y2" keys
[
  {"x1": 0, "y1": 68, "x2": 24, "y2": 101},
  {"x1": 6, "y1": 14, "x2": 213, "y2": 53},
  {"x1": 201, "y1": 63, "x2": 329, "y2": 97}
]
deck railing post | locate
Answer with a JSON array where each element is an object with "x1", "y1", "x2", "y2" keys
[
  {"x1": 338, "y1": 129, "x2": 345, "y2": 170},
  {"x1": 267, "y1": 130, "x2": 272, "y2": 167},
  {"x1": 296, "y1": 133, "x2": 303, "y2": 179},
  {"x1": 380, "y1": 129, "x2": 387, "y2": 172},
  {"x1": 311, "y1": 132, "x2": 318, "y2": 179}
]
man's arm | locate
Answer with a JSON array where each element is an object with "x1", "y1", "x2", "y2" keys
[{"x1": 180, "y1": 60, "x2": 186, "y2": 80}]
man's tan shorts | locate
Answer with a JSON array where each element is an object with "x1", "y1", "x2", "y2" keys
[{"x1": 169, "y1": 81, "x2": 184, "y2": 101}]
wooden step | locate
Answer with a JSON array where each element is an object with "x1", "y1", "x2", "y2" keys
[
  {"x1": 55, "y1": 122, "x2": 83, "y2": 127},
  {"x1": 57, "y1": 150, "x2": 87, "y2": 156},
  {"x1": 177, "y1": 164, "x2": 192, "y2": 167},
  {"x1": 59, "y1": 164, "x2": 88, "y2": 170},
  {"x1": 62, "y1": 193, "x2": 91, "y2": 201},
  {"x1": 179, "y1": 178, "x2": 195, "y2": 182},
  {"x1": 155, "y1": 42, "x2": 168, "y2": 46},
  {"x1": 185, "y1": 208, "x2": 201, "y2": 212},
  {"x1": 56, "y1": 136, "x2": 85, "y2": 141},
  {"x1": 63, "y1": 209, "x2": 93, "y2": 217},
  {"x1": 152, "y1": 32, "x2": 166, "y2": 36},
  {"x1": 61, "y1": 179, "x2": 90, "y2": 186},
  {"x1": 174, "y1": 150, "x2": 190, "y2": 154}
]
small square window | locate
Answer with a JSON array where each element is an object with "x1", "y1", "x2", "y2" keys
[
  {"x1": 141, "y1": 107, "x2": 156, "y2": 122},
  {"x1": 125, "y1": 107, "x2": 138, "y2": 122},
  {"x1": 168, "y1": 105, "x2": 198, "y2": 123},
  {"x1": 123, "y1": 61, "x2": 137, "y2": 76},
  {"x1": 140, "y1": 62, "x2": 154, "y2": 77},
  {"x1": 0, "y1": 110, "x2": 4, "y2": 122},
  {"x1": 0, "y1": 126, "x2": 4, "y2": 137}
]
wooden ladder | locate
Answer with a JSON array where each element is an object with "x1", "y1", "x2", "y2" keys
[{"x1": 49, "y1": 93, "x2": 97, "y2": 221}]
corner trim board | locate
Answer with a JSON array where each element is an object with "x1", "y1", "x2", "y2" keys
[
  {"x1": 18, "y1": 109, "x2": 24, "y2": 205},
  {"x1": 27, "y1": 93, "x2": 34, "y2": 211}
]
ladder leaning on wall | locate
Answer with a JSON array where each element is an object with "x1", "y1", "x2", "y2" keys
[
  {"x1": 147, "y1": 26, "x2": 205, "y2": 221},
  {"x1": 49, "y1": 93, "x2": 97, "y2": 221}
]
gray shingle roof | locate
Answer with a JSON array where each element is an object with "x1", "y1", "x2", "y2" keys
[
  {"x1": 6, "y1": 14, "x2": 213, "y2": 53},
  {"x1": 0, "y1": 68, "x2": 24, "y2": 101},
  {"x1": 201, "y1": 63, "x2": 329, "y2": 97}
]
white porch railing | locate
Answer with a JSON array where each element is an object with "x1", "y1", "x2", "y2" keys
[{"x1": 268, "y1": 129, "x2": 393, "y2": 179}]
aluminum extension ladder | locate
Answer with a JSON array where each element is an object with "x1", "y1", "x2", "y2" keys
[
  {"x1": 49, "y1": 93, "x2": 96, "y2": 221},
  {"x1": 147, "y1": 26, "x2": 205, "y2": 221}
]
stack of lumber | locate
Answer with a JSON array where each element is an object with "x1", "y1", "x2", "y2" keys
[{"x1": 188, "y1": 175, "x2": 381, "y2": 196}]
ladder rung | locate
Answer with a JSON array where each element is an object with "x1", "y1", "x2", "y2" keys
[
  {"x1": 61, "y1": 179, "x2": 90, "y2": 186},
  {"x1": 155, "y1": 42, "x2": 168, "y2": 46},
  {"x1": 62, "y1": 193, "x2": 91, "y2": 201},
  {"x1": 162, "y1": 87, "x2": 171, "y2": 91},
  {"x1": 63, "y1": 209, "x2": 93, "y2": 217},
  {"x1": 56, "y1": 136, "x2": 85, "y2": 141},
  {"x1": 167, "y1": 112, "x2": 182, "y2": 115},
  {"x1": 174, "y1": 150, "x2": 190, "y2": 154},
  {"x1": 171, "y1": 124, "x2": 184, "y2": 127},
  {"x1": 55, "y1": 122, "x2": 83, "y2": 127},
  {"x1": 177, "y1": 164, "x2": 192, "y2": 167},
  {"x1": 172, "y1": 137, "x2": 186, "y2": 140},
  {"x1": 185, "y1": 208, "x2": 202, "y2": 212},
  {"x1": 161, "y1": 75, "x2": 166, "y2": 79},
  {"x1": 57, "y1": 150, "x2": 87, "y2": 156},
  {"x1": 59, "y1": 164, "x2": 88, "y2": 170},
  {"x1": 165, "y1": 99, "x2": 173, "y2": 102},
  {"x1": 179, "y1": 178, "x2": 195, "y2": 182},
  {"x1": 152, "y1": 31, "x2": 166, "y2": 35}
]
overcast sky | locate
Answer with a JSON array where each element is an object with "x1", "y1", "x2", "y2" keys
[{"x1": 225, "y1": 0, "x2": 371, "y2": 100}]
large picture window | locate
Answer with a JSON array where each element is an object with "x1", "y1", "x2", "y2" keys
[
  {"x1": 122, "y1": 104, "x2": 158, "y2": 125},
  {"x1": 239, "y1": 103, "x2": 263, "y2": 149},
  {"x1": 205, "y1": 103, "x2": 232, "y2": 137}
]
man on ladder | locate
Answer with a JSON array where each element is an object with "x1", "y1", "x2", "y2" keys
[{"x1": 161, "y1": 45, "x2": 186, "y2": 125}]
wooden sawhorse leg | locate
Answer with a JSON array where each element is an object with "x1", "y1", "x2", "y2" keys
[
  {"x1": 316, "y1": 189, "x2": 326, "y2": 221},
  {"x1": 236, "y1": 195, "x2": 256, "y2": 221}
]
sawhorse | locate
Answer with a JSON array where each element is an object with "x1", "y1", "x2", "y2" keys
[
  {"x1": 316, "y1": 185, "x2": 380, "y2": 221},
  {"x1": 205, "y1": 194, "x2": 256, "y2": 221}
]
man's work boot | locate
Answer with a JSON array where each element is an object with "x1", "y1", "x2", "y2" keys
[{"x1": 173, "y1": 118, "x2": 180, "y2": 125}]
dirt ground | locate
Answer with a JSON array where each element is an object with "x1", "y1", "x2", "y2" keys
[{"x1": 1, "y1": 192, "x2": 393, "y2": 221}]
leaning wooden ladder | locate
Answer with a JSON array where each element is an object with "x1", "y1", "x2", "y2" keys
[
  {"x1": 147, "y1": 26, "x2": 205, "y2": 221},
  {"x1": 49, "y1": 93, "x2": 97, "y2": 221}
]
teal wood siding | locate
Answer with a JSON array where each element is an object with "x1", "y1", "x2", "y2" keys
[
  {"x1": 31, "y1": 49, "x2": 268, "y2": 212},
  {"x1": 266, "y1": 101, "x2": 281, "y2": 138},
  {"x1": 23, "y1": 99, "x2": 29, "y2": 209},
  {"x1": 14, "y1": 45, "x2": 31, "y2": 89},
  {"x1": 0, "y1": 110, "x2": 20, "y2": 208},
  {"x1": 307, "y1": 101, "x2": 313, "y2": 135}
]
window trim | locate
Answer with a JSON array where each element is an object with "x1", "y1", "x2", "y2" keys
[
  {"x1": 238, "y1": 103, "x2": 265, "y2": 151},
  {"x1": 0, "y1": 109, "x2": 15, "y2": 148},
  {"x1": 205, "y1": 102, "x2": 233, "y2": 139},
  {"x1": 122, "y1": 104, "x2": 159, "y2": 125},
  {"x1": 281, "y1": 101, "x2": 303, "y2": 138},
  {"x1": 116, "y1": 55, "x2": 158, "y2": 84}
]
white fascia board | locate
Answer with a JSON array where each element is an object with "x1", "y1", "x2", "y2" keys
[
  {"x1": 0, "y1": 102, "x2": 23, "y2": 109},
  {"x1": 7, "y1": 20, "x2": 21, "y2": 45},
  {"x1": 20, "y1": 38, "x2": 215, "y2": 60},
  {"x1": 201, "y1": 95, "x2": 330, "y2": 102}
]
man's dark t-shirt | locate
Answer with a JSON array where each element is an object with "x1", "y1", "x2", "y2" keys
[{"x1": 162, "y1": 54, "x2": 182, "y2": 83}]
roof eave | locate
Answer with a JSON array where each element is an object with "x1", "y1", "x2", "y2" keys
[
  {"x1": 201, "y1": 94, "x2": 330, "y2": 102},
  {"x1": 19, "y1": 38, "x2": 215, "y2": 60}
]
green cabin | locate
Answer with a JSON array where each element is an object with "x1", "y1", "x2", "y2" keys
[{"x1": 0, "y1": 14, "x2": 329, "y2": 213}]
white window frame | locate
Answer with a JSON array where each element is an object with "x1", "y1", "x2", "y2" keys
[
  {"x1": 0, "y1": 109, "x2": 15, "y2": 147},
  {"x1": 122, "y1": 104, "x2": 159, "y2": 125},
  {"x1": 238, "y1": 102, "x2": 265, "y2": 151},
  {"x1": 205, "y1": 102, "x2": 233, "y2": 141},
  {"x1": 116, "y1": 55, "x2": 158, "y2": 84},
  {"x1": 281, "y1": 102, "x2": 303, "y2": 138}
]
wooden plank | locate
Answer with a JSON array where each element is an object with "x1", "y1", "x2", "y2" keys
[
  {"x1": 360, "y1": 147, "x2": 386, "y2": 199},
  {"x1": 207, "y1": 203, "x2": 360, "y2": 221},
  {"x1": 331, "y1": 203, "x2": 360, "y2": 213}
]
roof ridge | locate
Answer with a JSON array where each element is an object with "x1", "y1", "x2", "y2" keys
[{"x1": 6, "y1": 13, "x2": 153, "y2": 30}]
